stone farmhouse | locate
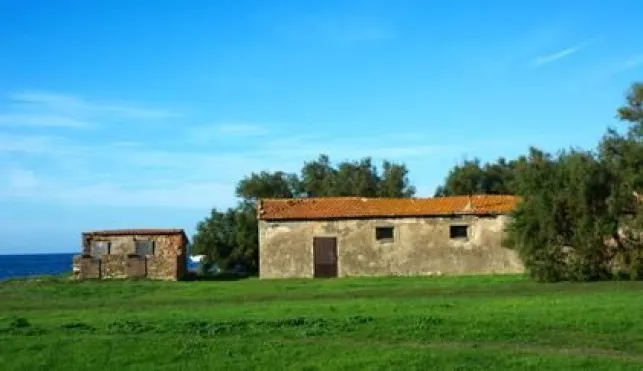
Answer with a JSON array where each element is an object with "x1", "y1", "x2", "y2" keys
[
  {"x1": 73, "y1": 229, "x2": 188, "y2": 281},
  {"x1": 257, "y1": 195, "x2": 524, "y2": 279}
]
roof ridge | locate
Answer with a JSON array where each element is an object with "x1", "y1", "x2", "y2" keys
[{"x1": 259, "y1": 194, "x2": 518, "y2": 202}]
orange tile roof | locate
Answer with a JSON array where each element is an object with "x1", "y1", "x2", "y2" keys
[{"x1": 258, "y1": 195, "x2": 520, "y2": 221}]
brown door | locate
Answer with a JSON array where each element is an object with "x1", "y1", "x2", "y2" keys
[
  {"x1": 126, "y1": 255, "x2": 147, "y2": 278},
  {"x1": 313, "y1": 237, "x2": 338, "y2": 278}
]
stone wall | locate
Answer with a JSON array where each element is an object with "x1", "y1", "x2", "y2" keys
[
  {"x1": 101, "y1": 255, "x2": 128, "y2": 279},
  {"x1": 74, "y1": 232, "x2": 187, "y2": 280},
  {"x1": 259, "y1": 215, "x2": 524, "y2": 279}
]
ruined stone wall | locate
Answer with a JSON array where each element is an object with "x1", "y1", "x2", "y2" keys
[
  {"x1": 77, "y1": 233, "x2": 187, "y2": 280},
  {"x1": 259, "y1": 215, "x2": 524, "y2": 279},
  {"x1": 72, "y1": 256, "x2": 100, "y2": 279},
  {"x1": 101, "y1": 255, "x2": 128, "y2": 279},
  {"x1": 175, "y1": 240, "x2": 187, "y2": 280}
]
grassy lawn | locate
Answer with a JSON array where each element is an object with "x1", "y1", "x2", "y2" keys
[{"x1": 1, "y1": 274, "x2": 643, "y2": 370}]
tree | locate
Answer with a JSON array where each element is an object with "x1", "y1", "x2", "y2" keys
[
  {"x1": 190, "y1": 207, "x2": 239, "y2": 273},
  {"x1": 235, "y1": 171, "x2": 302, "y2": 200},
  {"x1": 377, "y1": 160, "x2": 416, "y2": 197},
  {"x1": 332, "y1": 157, "x2": 381, "y2": 197},
  {"x1": 300, "y1": 154, "x2": 337, "y2": 197},
  {"x1": 299, "y1": 154, "x2": 416, "y2": 198},
  {"x1": 434, "y1": 157, "x2": 516, "y2": 196},
  {"x1": 505, "y1": 82, "x2": 643, "y2": 281},
  {"x1": 598, "y1": 82, "x2": 643, "y2": 278},
  {"x1": 482, "y1": 157, "x2": 517, "y2": 195},
  {"x1": 229, "y1": 202, "x2": 259, "y2": 273},
  {"x1": 617, "y1": 83, "x2": 643, "y2": 129},
  {"x1": 190, "y1": 202, "x2": 260, "y2": 275},
  {"x1": 503, "y1": 148, "x2": 616, "y2": 281}
]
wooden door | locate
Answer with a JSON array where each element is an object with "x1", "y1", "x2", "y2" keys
[{"x1": 313, "y1": 237, "x2": 338, "y2": 278}]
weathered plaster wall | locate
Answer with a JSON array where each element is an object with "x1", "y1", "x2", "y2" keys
[
  {"x1": 259, "y1": 215, "x2": 524, "y2": 279},
  {"x1": 74, "y1": 233, "x2": 187, "y2": 280}
]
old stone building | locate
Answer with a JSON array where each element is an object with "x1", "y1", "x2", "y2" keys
[
  {"x1": 258, "y1": 195, "x2": 524, "y2": 279},
  {"x1": 73, "y1": 229, "x2": 188, "y2": 280}
]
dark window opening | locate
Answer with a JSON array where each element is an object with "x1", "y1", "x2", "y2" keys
[
  {"x1": 375, "y1": 226, "x2": 394, "y2": 241},
  {"x1": 450, "y1": 225, "x2": 468, "y2": 239},
  {"x1": 90, "y1": 241, "x2": 110, "y2": 257},
  {"x1": 135, "y1": 240, "x2": 155, "y2": 256}
]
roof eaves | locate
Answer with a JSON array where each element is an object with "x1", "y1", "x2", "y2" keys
[{"x1": 259, "y1": 210, "x2": 514, "y2": 221}]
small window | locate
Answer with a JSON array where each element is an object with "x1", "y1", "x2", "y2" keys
[
  {"x1": 450, "y1": 225, "x2": 468, "y2": 239},
  {"x1": 90, "y1": 241, "x2": 110, "y2": 257},
  {"x1": 135, "y1": 240, "x2": 155, "y2": 256},
  {"x1": 375, "y1": 226, "x2": 394, "y2": 241}
]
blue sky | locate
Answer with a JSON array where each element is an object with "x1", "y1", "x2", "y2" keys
[{"x1": 0, "y1": 0, "x2": 642, "y2": 254}]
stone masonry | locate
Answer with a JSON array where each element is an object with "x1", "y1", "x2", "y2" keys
[{"x1": 73, "y1": 229, "x2": 188, "y2": 281}]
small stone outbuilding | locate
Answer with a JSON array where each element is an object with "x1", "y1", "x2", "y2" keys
[
  {"x1": 73, "y1": 229, "x2": 188, "y2": 281},
  {"x1": 258, "y1": 195, "x2": 524, "y2": 279}
]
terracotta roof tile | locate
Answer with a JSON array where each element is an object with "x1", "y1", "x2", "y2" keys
[{"x1": 258, "y1": 195, "x2": 520, "y2": 221}]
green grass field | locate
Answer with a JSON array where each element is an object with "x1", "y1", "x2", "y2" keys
[{"x1": 1, "y1": 274, "x2": 642, "y2": 370}]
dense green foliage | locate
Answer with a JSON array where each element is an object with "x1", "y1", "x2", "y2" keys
[
  {"x1": 435, "y1": 82, "x2": 643, "y2": 282},
  {"x1": 192, "y1": 82, "x2": 643, "y2": 282},
  {"x1": 503, "y1": 148, "x2": 617, "y2": 281},
  {"x1": 1, "y1": 275, "x2": 643, "y2": 369},
  {"x1": 434, "y1": 157, "x2": 518, "y2": 196},
  {"x1": 190, "y1": 155, "x2": 415, "y2": 273}
]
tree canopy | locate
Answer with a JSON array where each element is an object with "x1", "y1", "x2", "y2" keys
[{"x1": 434, "y1": 157, "x2": 517, "y2": 197}]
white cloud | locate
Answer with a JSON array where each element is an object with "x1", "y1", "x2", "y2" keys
[
  {"x1": 0, "y1": 130, "x2": 480, "y2": 208},
  {"x1": 47, "y1": 182, "x2": 234, "y2": 209},
  {"x1": 0, "y1": 134, "x2": 59, "y2": 153},
  {"x1": 255, "y1": 132, "x2": 469, "y2": 161},
  {"x1": 8, "y1": 91, "x2": 178, "y2": 119},
  {"x1": 0, "y1": 86, "x2": 522, "y2": 211},
  {"x1": 532, "y1": 46, "x2": 581, "y2": 66},
  {"x1": 530, "y1": 38, "x2": 598, "y2": 67},
  {"x1": 0, "y1": 176, "x2": 235, "y2": 209},
  {"x1": 0, "y1": 113, "x2": 90, "y2": 128}
]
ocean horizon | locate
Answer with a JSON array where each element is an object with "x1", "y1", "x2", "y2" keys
[
  {"x1": 0, "y1": 253, "x2": 75, "y2": 280},
  {"x1": 0, "y1": 253, "x2": 199, "y2": 281}
]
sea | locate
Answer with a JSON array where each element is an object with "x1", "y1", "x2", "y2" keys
[{"x1": 0, "y1": 253, "x2": 200, "y2": 281}]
